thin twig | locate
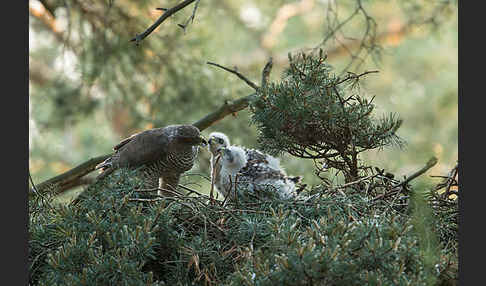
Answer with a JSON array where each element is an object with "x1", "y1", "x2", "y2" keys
[
  {"x1": 131, "y1": 0, "x2": 197, "y2": 45},
  {"x1": 333, "y1": 174, "x2": 377, "y2": 190},
  {"x1": 444, "y1": 163, "x2": 458, "y2": 198},
  {"x1": 178, "y1": 0, "x2": 201, "y2": 33},
  {"x1": 29, "y1": 171, "x2": 40, "y2": 195},
  {"x1": 29, "y1": 170, "x2": 53, "y2": 209},
  {"x1": 160, "y1": 186, "x2": 185, "y2": 197},
  {"x1": 261, "y1": 57, "x2": 273, "y2": 87},
  {"x1": 332, "y1": 70, "x2": 379, "y2": 86},
  {"x1": 128, "y1": 197, "x2": 167, "y2": 202},
  {"x1": 178, "y1": 184, "x2": 208, "y2": 198},
  {"x1": 135, "y1": 187, "x2": 160, "y2": 193},
  {"x1": 394, "y1": 157, "x2": 438, "y2": 189},
  {"x1": 207, "y1": 62, "x2": 259, "y2": 91},
  {"x1": 372, "y1": 157, "x2": 438, "y2": 202}
]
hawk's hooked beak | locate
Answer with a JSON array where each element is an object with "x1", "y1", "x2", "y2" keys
[{"x1": 198, "y1": 135, "x2": 208, "y2": 147}]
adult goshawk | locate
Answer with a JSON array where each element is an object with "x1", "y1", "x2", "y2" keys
[{"x1": 95, "y1": 124, "x2": 207, "y2": 195}]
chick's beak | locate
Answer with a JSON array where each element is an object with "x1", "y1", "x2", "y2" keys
[{"x1": 218, "y1": 147, "x2": 231, "y2": 161}]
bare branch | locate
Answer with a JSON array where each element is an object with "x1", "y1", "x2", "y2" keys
[
  {"x1": 443, "y1": 163, "x2": 458, "y2": 198},
  {"x1": 192, "y1": 95, "x2": 254, "y2": 131},
  {"x1": 34, "y1": 154, "x2": 112, "y2": 195},
  {"x1": 371, "y1": 157, "x2": 439, "y2": 202},
  {"x1": 332, "y1": 70, "x2": 380, "y2": 86},
  {"x1": 178, "y1": 0, "x2": 201, "y2": 33},
  {"x1": 206, "y1": 62, "x2": 259, "y2": 91},
  {"x1": 261, "y1": 57, "x2": 273, "y2": 87},
  {"x1": 131, "y1": 0, "x2": 198, "y2": 45},
  {"x1": 394, "y1": 157, "x2": 438, "y2": 189},
  {"x1": 178, "y1": 184, "x2": 209, "y2": 198}
]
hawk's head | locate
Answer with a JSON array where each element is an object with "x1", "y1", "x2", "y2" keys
[
  {"x1": 208, "y1": 132, "x2": 230, "y2": 155},
  {"x1": 171, "y1": 125, "x2": 207, "y2": 147}
]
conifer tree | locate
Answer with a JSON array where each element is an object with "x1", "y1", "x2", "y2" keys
[{"x1": 250, "y1": 50, "x2": 404, "y2": 183}]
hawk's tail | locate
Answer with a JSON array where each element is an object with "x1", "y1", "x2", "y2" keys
[
  {"x1": 95, "y1": 157, "x2": 114, "y2": 180},
  {"x1": 95, "y1": 157, "x2": 112, "y2": 171}
]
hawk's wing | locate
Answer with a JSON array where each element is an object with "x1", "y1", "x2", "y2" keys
[
  {"x1": 113, "y1": 127, "x2": 171, "y2": 168},
  {"x1": 113, "y1": 132, "x2": 140, "y2": 151}
]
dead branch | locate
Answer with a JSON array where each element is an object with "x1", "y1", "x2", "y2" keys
[
  {"x1": 261, "y1": 57, "x2": 273, "y2": 87},
  {"x1": 332, "y1": 70, "x2": 380, "y2": 86},
  {"x1": 131, "y1": 0, "x2": 198, "y2": 45},
  {"x1": 178, "y1": 184, "x2": 209, "y2": 198},
  {"x1": 372, "y1": 157, "x2": 439, "y2": 202},
  {"x1": 192, "y1": 95, "x2": 255, "y2": 131},
  {"x1": 206, "y1": 62, "x2": 259, "y2": 91},
  {"x1": 431, "y1": 162, "x2": 458, "y2": 200},
  {"x1": 394, "y1": 156, "x2": 438, "y2": 189},
  {"x1": 177, "y1": 0, "x2": 201, "y2": 33},
  {"x1": 33, "y1": 154, "x2": 111, "y2": 195}
]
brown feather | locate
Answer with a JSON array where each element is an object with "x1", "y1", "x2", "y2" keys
[
  {"x1": 113, "y1": 127, "x2": 170, "y2": 168},
  {"x1": 113, "y1": 132, "x2": 139, "y2": 151}
]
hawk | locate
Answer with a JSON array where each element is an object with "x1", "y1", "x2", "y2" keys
[
  {"x1": 218, "y1": 146, "x2": 301, "y2": 201},
  {"x1": 95, "y1": 124, "x2": 207, "y2": 196},
  {"x1": 207, "y1": 131, "x2": 302, "y2": 200}
]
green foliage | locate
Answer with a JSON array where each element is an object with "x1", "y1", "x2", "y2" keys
[
  {"x1": 30, "y1": 170, "x2": 160, "y2": 285},
  {"x1": 29, "y1": 170, "x2": 457, "y2": 285},
  {"x1": 232, "y1": 214, "x2": 429, "y2": 285},
  {"x1": 250, "y1": 51, "x2": 403, "y2": 182}
]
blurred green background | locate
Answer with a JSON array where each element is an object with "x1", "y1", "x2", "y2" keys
[{"x1": 29, "y1": 0, "x2": 457, "y2": 200}]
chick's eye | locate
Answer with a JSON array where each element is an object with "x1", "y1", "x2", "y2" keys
[{"x1": 218, "y1": 138, "x2": 224, "y2": 144}]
